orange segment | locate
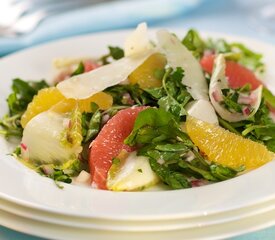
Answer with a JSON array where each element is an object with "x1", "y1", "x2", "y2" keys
[
  {"x1": 21, "y1": 87, "x2": 65, "y2": 128},
  {"x1": 51, "y1": 92, "x2": 113, "y2": 113},
  {"x1": 21, "y1": 87, "x2": 113, "y2": 128},
  {"x1": 128, "y1": 53, "x2": 167, "y2": 89},
  {"x1": 186, "y1": 116, "x2": 273, "y2": 170},
  {"x1": 79, "y1": 92, "x2": 113, "y2": 112}
]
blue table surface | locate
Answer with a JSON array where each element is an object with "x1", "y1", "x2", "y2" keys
[{"x1": 1, "y1": 0, "x2": 275, "y2": 239}]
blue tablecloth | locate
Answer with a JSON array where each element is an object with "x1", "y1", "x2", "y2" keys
[{"x1": 1, "y1": 0, "x2": 275, "y2": 239}]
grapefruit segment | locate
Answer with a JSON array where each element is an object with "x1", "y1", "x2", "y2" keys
[
  {"x1": 200, "y1": 54, "x2": 262, "y2": 90},
  {"x1": 89, "y1": 106, "x2": 147, "y2": 190}
]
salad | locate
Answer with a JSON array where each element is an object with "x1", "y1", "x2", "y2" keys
[{"x1": 1, "y1": 23, "x2": 275, "y2": 191}]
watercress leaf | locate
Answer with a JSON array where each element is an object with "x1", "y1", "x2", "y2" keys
[
  {"x1": 124, "y1": 108, "x2": 182, "y2": 146},
  {"x1": 100, "y1": 46, "x2": 125, "y2": 65},
  {"x1": 170, "y1": 67, "x2": 184, "y2": 83},
  {"x1": 108, "y1": 46, "x2": 124, "y2": 60},
  {"x1": 30, "y1": 80, "x2": 49, "y2": 91},
  {"x1": 131, "y1": 108, "x2": 179, "y2": 131},
  {"x1": 71, "y1": 62, "x2": 85, "y2": 76},
  {"x1": 1, "y1": 79, "x2": 49, "y2": 140}
]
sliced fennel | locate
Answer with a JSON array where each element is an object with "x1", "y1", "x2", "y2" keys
[
  {"x1": 21, "y1": 107, "x2": 82, "y2": 165},
  {"x1": 107, "y1": 151, "x2": 159, "y2": 191},
  {"x1": 209, "y1": 54, "x2": 262, "y2": 122},
  {"x1": 157, "y1": 30, "x2": 208, "y2": 100}
]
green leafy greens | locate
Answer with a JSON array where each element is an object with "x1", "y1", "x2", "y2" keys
[
  {"x1": 145, "y1": 67, "x2": 193, "y2": 120},
  {"x1": 219, "y1": 101, "x2": 275, "y2": 152},
  {"x1": 125, "y1": 108, "x2": 242, "y2": 189},
  {"x1": 182, "y1": 29, "x2": 264, "y2": 73},
  {"x1": 182, "y1": 29, "x2": 206, "y2": 58},
  {"x1": 71, "y1": 62, "x2": 85, "y2": 76},
  {"x1": 0, "y1": 78, "x2": 49, "y2": 139},
  {"x1": 100, "y1": 46, "x2": 124, "y2": 65}
]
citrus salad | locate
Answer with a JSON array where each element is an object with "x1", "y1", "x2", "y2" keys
[{"x1": 1, "y1": 23, "x2": 275, "y2": 191}]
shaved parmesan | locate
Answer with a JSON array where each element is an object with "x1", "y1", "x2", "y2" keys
[
  {"x1": 124, "y1": 22, "x2": 153, "y2": 57},
  {"x1": 209, "y1": 54, "x2": 262, "y2": 122},
  {"x1": 186, "y1": 99, "x2": 218, "y2": 124},
  {"x1": 157, "y1": 30, "x2": 208, "y2": 100},
  {"x1": 56, "y1": 50, "x2": 154, "y2": 99}
]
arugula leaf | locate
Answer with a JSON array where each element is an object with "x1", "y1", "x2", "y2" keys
[
  {"x1": 182, "y1": 29, "x2": 206, "y2": 58},
  {"x1": 71, "y1": 62, "x2": 85, "y2": 76},
  {"x1": 0, "y1": 79, "x2": 49, "y2": 139}
]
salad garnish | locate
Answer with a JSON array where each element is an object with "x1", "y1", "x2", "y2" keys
[{"x1": 1, "y1": 23, "x2": 274, "y2": 191}]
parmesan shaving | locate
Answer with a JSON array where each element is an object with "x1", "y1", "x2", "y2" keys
[{"x1": 157, "y1": 30, "x2": 208, "y2": 100}]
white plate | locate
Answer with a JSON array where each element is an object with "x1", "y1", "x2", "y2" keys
[
  {"x1": 1, "y1": 29, "x2": 275, "y2": 221},
  {"x1": 1, "y1": 204, "x2": 275, "y2": 240},
  {"x1": 1, "y1": 195, "x2": 275, "y2": 231}
]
